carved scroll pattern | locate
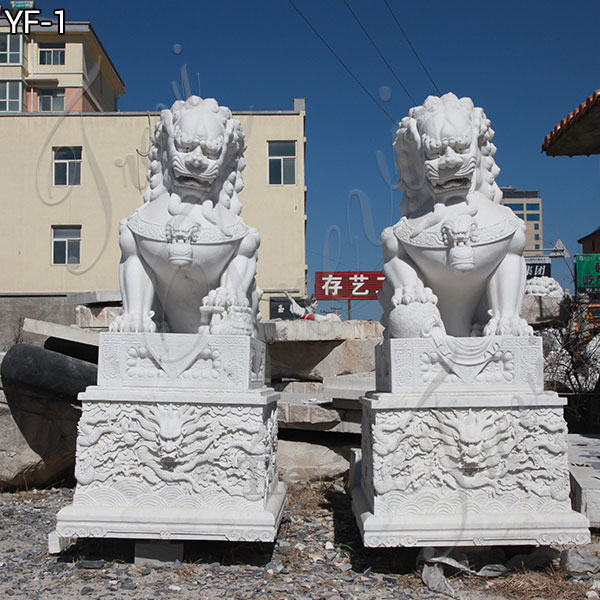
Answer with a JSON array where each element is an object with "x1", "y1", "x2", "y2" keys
[
  {"x1": 74, "y1": 401, "x2": 277, "y2": 509},
  {"x1": 369, "y1": 407, "x2": 571, "y2": 513}
]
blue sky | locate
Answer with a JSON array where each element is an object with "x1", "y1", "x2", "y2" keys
[{"x1": 38, "y1": 0, "x2": 600, "y2": 319}]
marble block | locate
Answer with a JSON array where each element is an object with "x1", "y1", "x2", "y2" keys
[
  {"x1": 376, "y1": 335, "x2": 543, "y2": 394},
  {"x1": 49, "y1": 334, "x2": 285, "y2": 553},
  {"x1": 352, "y1": 337, "x2": 590, "y2": 547},
  {"x1": 98, "y1": 332, "x2": 265, "y2": 390}
]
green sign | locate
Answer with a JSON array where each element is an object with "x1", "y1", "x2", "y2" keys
[
  {"x1": 10, "y1": 1, "x2": 35, "y2": 8},
  {"x1": 576, "y1": 254, "x2": 600, "y2": 292}
]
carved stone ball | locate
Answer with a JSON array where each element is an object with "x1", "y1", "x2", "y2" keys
[{"x1": 387, "y1": 302, "x2": 443, "y2": 338}]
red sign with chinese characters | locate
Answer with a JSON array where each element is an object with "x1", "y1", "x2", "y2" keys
[{"x1": 314, "y1": 271, "x2": 385, "y2": 300}]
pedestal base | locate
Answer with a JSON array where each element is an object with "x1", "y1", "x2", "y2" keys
[
  {"x1": 49, "y1": 352, "x2": 286, "y2": 552},
  {"x1": 352, "y1": 336, "x2": 590, "y2": 548},
  {"x1": 351, "y1": 450, "x2": 588, "y2": 547},
  {"x1": 50, "y1": 480, "x2": 286, "y2": 549}
]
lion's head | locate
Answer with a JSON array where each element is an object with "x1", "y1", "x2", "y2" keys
[
  {"x1": 394, "y1": 93, "x2": 501, "y2": 216},
  {"x1": 143, "y1": 96, "x2": 246, "y2": 215}
]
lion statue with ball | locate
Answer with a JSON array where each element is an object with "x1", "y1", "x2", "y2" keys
[
  {"x1": 380, "y1": 93, "x2": 533, "y2": 338},
  {"x1": 110, "y1": 96, "x2": 261, "y2": 335}
]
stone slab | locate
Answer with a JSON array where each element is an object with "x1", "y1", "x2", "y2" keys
[
  {"x1": 272, "y1": 381, "x2": 324, "y2": 395},
  {"x1": 277, "y1": 392, "x2": 361, "y2": 434},
  {"x1": 68, "y1": 290, "x2": 122, "y2": 305},
  {"x1": 269, "y1": 338, "x2": 379, "y2": 381},
  {"x1": 323, "y1": 372, "x2": 376, "y2": 401},
  {"x1": 97, "y1": 333, "x2": 266, "y2": 390},
  {"x1": 22, "y1": 318, "x2": 100, "y2": 347},
  {"x1": 362, "y1": 390, "x2": 565, "y2": 410},
  {"x1": 258, "y1": 319, "x2": 383, "y2": 342},
  {"x1": 569, "y1": 434, "x2": 600, "y2": 527},
  {"x1": 376, "y1": 335, "x2": 543, "y2": 393}
]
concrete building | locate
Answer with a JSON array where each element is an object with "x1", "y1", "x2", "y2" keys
[
  {"x1": 500, "y1": 187, "x2": 543, "y2": 256},
  {"x1": 0, "y1": 17, "x2": 124, "y2": 113},
  {"x1": 0, "y1": 15, "x2": 307, "y2": 345}
]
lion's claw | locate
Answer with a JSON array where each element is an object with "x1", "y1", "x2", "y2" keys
[
  {"x1": 109, "y1": 312, "x2": 156, "y2": 333},
  {"x1": 392, "y1": 285, "x2": 438, "y2": 307},
  {"x1": 484, "y1": 316, "x2": 533, "y2": 337}
]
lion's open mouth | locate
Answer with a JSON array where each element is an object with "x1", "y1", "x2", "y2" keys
[
  {"x1": 172, "y1": 166, "x2": 219, "y2": 190},
  {"x1": 430, "y1": 176, "x2": 472, "y2": 192},
  {"x1": 174, "y1": 174, "x2": 211, "y2": 189}
]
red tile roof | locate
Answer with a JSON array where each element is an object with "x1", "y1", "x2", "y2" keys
[{"x1": 542, "y1": 89, "x2": 600, "y2": 154}]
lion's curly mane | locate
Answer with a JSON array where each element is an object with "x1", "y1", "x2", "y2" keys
[
  {"x1": 394, "y1": 93, "x2": 502, "y2": 217},
  {"x1": 143, "y1": 96, "x2": 247, "y2": 217}
]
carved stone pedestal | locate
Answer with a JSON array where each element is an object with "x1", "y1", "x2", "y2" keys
[
  {"x1": 351, "y1": 335, "x2": 590, "y2": 547},
  {"x1": 49, "y1": 333, "x2": 286, "y2": 553}
]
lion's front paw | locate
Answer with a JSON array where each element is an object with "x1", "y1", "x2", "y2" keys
[
  {"x1": 109, "y1": 312, "x2": 156, "y2": 333},
  {"x1": 392, "y1": 285, "x2": 438, "y2": 306},
  {"x1": 484, "y1": 316, "x2": 533, "y2": 337},
  {"x1": 200, "y1": 287, "x2": 253, "y2": 335}
]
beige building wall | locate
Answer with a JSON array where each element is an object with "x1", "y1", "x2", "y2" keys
[{"x1": 0, "y1": 106, "x2": 307, "y2": 318}]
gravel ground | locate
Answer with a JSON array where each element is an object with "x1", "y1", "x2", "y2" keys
[{"x1": 0, "y1": 481, "x2": 594, "y2": 600}]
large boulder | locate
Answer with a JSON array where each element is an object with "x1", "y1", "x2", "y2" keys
[
  {"x1": 0, "y1": 345, "x2": 96, "y2": 489},
  {"x1": 277, "y1": 439, "x2": 352, "y2": 482}
]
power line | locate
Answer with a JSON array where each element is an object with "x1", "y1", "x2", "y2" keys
[
  {"x1": 382, "y1": 0, "x2": 442, "y2": 96},
  {"x1": 288, "y1": 0, "x2": 396, "y2": 124},
  {"x1": 342, "y1": 0, "x2": 417, "y2": 105}
]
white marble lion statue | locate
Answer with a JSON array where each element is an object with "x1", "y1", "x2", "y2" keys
[
  {"x1": 110, "y1": 96, "x2": 261, "y2": 335},
  {"x1": 380, "y1": 93, "x2": 533, "y2": 338}
]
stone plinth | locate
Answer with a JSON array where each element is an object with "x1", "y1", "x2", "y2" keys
[
  {"x1": 375, "y1": 335, "x2": 543, "y2": 394},
  {"x1": 49, "y1": 333, "x2": 285, "y2": 552},
  {"x1": 97, "y1": 332, "x2": 265, "y2": 390},
  {"x1": 352, "y1": 336, "x2": 590, "y2": 547}
]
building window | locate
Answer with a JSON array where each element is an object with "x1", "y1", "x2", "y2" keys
[
  {"x1": 0, "y1": 80, "x2": 21, "y2": 112},
  {"x1": 526, "y1": 203, "x2": 539, "y2": 211},
  {"x1": 52, "y1": 226, "x2": 81, "y2": 265},
  {"x1": 53, "y1": 147, "x2": 81, "y2": 185},
  {"x1": 515, "y1": 212, "x2": 524, "y2": 219},
  {"x1": 39, "y1": 42, "x2": 65, "y2": 65},
  {"x1": 535, "y1": 244, "x2": 540, "y2": 250},
  {"x1": 39, "y1": 88, "x2": 65, "y2": 112},
  {"x1": 534, "y1": 223, "x2": 539, "y2": 230},
  {"x1": 535, "y1": 234, "x2": 540, "y2": 240},
  {"x1": 505, "y1": 202, "x2": 524, "y2": 211},
  {"x1": 526, "y1": 213, "x2": 540, "y2": 221},
  {"x1": 0, "y1": 33, "x2": 21, "y2": 64},
  {"x1": 268, "y1": 141, "x2": 296, "y2": 185}
]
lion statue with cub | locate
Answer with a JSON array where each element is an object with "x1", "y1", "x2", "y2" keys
[
  {"x1": 380, "y1": 93, "x2": 533, "y2": 338},
  {"x1": 111, "y1": 96, "x2": 261, "y2": 335}
]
